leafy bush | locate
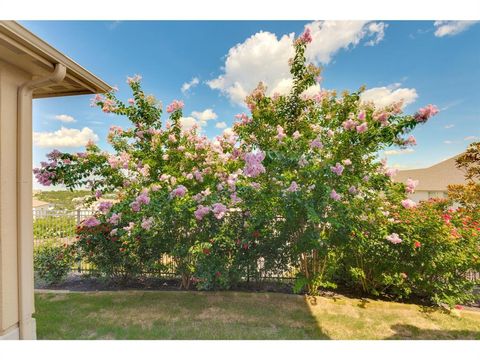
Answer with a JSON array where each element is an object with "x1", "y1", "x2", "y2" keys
[
  {"x1": 32, "y1": 28, "x2": 479, "y2": 307},
  {"x1": 34, "y1": 241, "x2": 74, "y2": 285}
]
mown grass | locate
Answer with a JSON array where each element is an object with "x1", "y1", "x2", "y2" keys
[{"x1": 34, "y1": 291, "x2": 480, "y2": 340}]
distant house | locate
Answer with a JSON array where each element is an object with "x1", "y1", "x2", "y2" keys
[
  {"x1": 32, "y1": 199, "x2": 53, "y2": 219},
  {"x1": 394, "y1": 154, "x2": 467, "y2": 202}
]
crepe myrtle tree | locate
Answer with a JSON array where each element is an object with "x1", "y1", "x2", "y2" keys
[
  {"x1": 232, "y1": 28, "x2": 439, "y2": 294},
  {"x1": 34, "y1": 75, "x2": 247, "y2": 286},
  {"x1": 34, "y1": 29, "x2": 439, "y2": 293}
]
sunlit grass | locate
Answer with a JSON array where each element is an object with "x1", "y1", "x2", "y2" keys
[{"x1": 34, "y1": 291, "x2": 480, "y2": 340}]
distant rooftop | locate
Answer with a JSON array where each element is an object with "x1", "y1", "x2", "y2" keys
[{"x1": 394, "y1": 154, "x2": 467, "y2": 191}]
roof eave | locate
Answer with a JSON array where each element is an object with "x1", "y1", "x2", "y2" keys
[{"x1": 0, "y1": 21, "x2": 111, "y2": 95}]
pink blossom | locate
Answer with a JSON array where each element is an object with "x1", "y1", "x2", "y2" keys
[
  {"x1": 166, "y1": 100, "x2": 184, "y2": 113},
  {"x1": 358, "y1": 111, "x2": 366, "y2": 121},
  {"x1": 110, "y1": 229, "x2": 118, "y2": 237},
  {"x1": 327, "y1": 129, "x2": 335, "y2": 138},
  {"x1": 342, "y1": 119, "x2": 358, "y2": 130},
  {"x1": 286, "y1": 181, "x2": 299, "y2": 192},
  {"x1": 348, "y1": 186, "x2": 357, "y2": 194},
  {"x1": 405, "y1": 178, "x2": 419, "y2": 194},
  {"x1": 250, "y1": 182, "x2": 261, "y2": 190},
  {"x1": 230, "y1": 192, "x2": 243, "y2": 204},
  {"x1": 83, "y1": 217, "x2": 101, "y2": 228},
  {"x1": 299, "y1": 28, "x2": 312, "y2": 43},
  {"x1": 95, "y1": 190, "x2": 102, "y2": 199},
  {"x1": 363, "y1": 175, "x2": 370, "y2": 182},
  {"x1": 151, "y1": 184, "x2": 161, "y2": 192},
  {"x1": 401, "y1": 199, "x2": 417, "y2": 209},
  {"x1": 123, "y1": 222, "x2": 135, "y2": 232},
  {"x1": 212, "y1": 203, "x2": 227, "y2": 220},
  {"x1": 310, "y1": 138, "x2": 323, "y2": 149},
  {"x1": 373, "y1": 111, "x2": 389, "y2": 125},
  {"x1": 136, "y1": 193, "x2": 150, "y2": 205},
  {"x1": 356, "y1": 122, "x2": 368, "y2": 133},
  {"x1": 342, "y1": 159, "x2": 352, "y2": 166},
  {"x1": 292, "y1": 131, "x2": 301, "y2": 139},
  {"x1": 108, "y1": 213, "x2": 121, "y2": 225},
  {"x1": 102, "y1": 99, "x2": 116, "y2": 113},
  {"x1": 98, "y1": 201, "x2": 113, "y2": 213},
  {"x1": 276, "y1": 125, "x2": 286, "y2": 141},
  {"x1": 243, "y1": 151, "x2": 266, "y2": 178},
  {"x1": 414, "y1": 104, "x2": 439, "y2": 122},
  {"x1": 385, "y1": 168, "x2": 399, "y2": 178},
  {"x1": 127, "y1": 74, "x2": 142, "y2": 84},
  {"x1": 130, "y1": 201, "x2": 141, "y2": 212},
  {"x1": 141, "y1": 217, "x2": 154, "y2": 230},
  {"x1": 194, "y1": 205, "x2": 211, "y2": 220},
  {"x1": 330, "y1": 163, "x2": 344, "y2": 176},
  {"x1": 404, "y1": 135, "x2": 417, "y2": 146},
  {"x1": 168, "y1": 134, "x2": 176, "y2": 142},
  {"x1": 128, "y1": 98, "x2": 135, "y2": 105},
  {"x1": 170, "y1": 185, "x2": 187, "y2": 198},
  {"x1": 385, "y1": 233, "x2": 402, "y2": 244},
  {"x1": 330, "y1": 190, "x2": 342, "y2": 201}
]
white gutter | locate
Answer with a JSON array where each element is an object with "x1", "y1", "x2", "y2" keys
[{"x1": 17, "y1": 63, "x2": 66, "y2": 340}]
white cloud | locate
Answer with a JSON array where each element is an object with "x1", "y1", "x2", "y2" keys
[
  {"x1": 360, "y1": 83, "x2": 418, "y2": 109},
  {"x1": 305, "y1": 21, "x2": 386, "y2": 63},
  {"x1": 180, "y1": 116, "x2": 197, "y2": 130},
  {"x1": 384, "y1": 148, "x2": 415, "y2": 156},
  {"x1": 464, "y1": 136, "x2": 478, "y2": 141},
  {"x1": 208, "y1": 21, "x2": 386, "y2": 106},
  {"x1": 33, "y1": 127, "x2": 98, "y2": 148},
  {"x1": 191, "y1": 108, "x2": 217, "y2": 126},
  {"x1": 444, "y1": 124, "x2": 455, "y2": 129},
  {"x1": 215, "y1": 121, "x2": 227, "y2": 129},
  {"x1": 180, "y1": 109, "x2": 218, "y2": 130},
  {"x1": 54, "y1": 114, "x2": 76, "y2": 123},
  {"x1": 444, "y1": 140, "x2": 453, "y2": 144},
  {"x1": 181, "y1": 77, "x2": 200, "y2": 94},
  {"x1": 434, "y1": 21, "x2": 479, "y2": 37}
]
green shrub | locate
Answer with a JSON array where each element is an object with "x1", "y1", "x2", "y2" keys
[{"x1": 34, "y1": 241, "x2": 74, "y2": 285}]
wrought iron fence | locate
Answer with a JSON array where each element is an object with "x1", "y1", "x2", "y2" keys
[{"x1": 32, "y1": 208, "x2": 298, "y2": 280}]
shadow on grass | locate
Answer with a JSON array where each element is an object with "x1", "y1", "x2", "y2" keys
[
  {"x1": 35, "y1": 291, "x2": 331, "y2": 340},
  {"x1": 386, "y1": 324, "x2": 480, "y2": 340}
]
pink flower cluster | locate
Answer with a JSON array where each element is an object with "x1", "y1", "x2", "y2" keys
[
  {"x1": 385, "y1": 233, "x2": 402, "y2": 244},
  {"x1": 310, "y1": 138, "x2": 323, "y2": 149},
  {"x1": 131, "y1": 192, "x2": 151, "y2": 212},
  {"x1": 83, "y1": 217, "x2": 101, "y2": 228},
  {"x1": 405, "y1": 178, "x2": 419, "y2": 194},
  {"x1": 212, "y1": 203, "x2": 227, "y2": 220},
  {"x1": 330, "y1": 163, "x2": 344, "y2": 176},
  {"x1": 414, "y1": 104, "x2": 439, "y2": 122},
  {"x1": 166, "y1": 100, "x2": 184, "y2": 113},
  {"x1": 243, "y1": 151, "x2": 266, "y2": 178},
  {"x1": 194, "y1": 205, "x2": 211, "y2": 220},
  {"x1": 127, "y1": 74, "x2": 142, "y2": 84},
  {"x1": 286, "y1": 181, "x2": 299, "y2": 192},
  {"x1": 170, "y1": 185, "x2": 187, "y2": 198},
  {"x1": 108, "y1": 213, "x2": 121, "y2": 225},
  {"x1": 330, "y1": 189, "x2": 342, "y2": 201},
  {"x1": 401, "y1": 199, "x2": 417, "y2": 209},
  {"x1": 276, "y1": 125, "x2": 286, "y2": 141},
  {"x1": 141, "y1": 217, "x2": 154, "y2": 230},
  {"x1": 342, "y1": 119, "x2": 358, "y2": 130},
  {"x1": 98, "y1": 201, "x2": 113, "y2": 213},
  {"x1": 298, "y1": 28, "x2": 313, "y2": 44}
]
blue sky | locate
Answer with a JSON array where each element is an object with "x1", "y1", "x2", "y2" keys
[{"x1": 22, "y1": 21, "x2": 479, "y2": 188}]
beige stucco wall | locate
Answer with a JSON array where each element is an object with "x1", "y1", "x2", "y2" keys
[
  {"x1": 408, "y1": 191, "x2": 447, "y2": 203},
  {"x1": 0, "y1": 60, "x2": 33, "y2": 339}
]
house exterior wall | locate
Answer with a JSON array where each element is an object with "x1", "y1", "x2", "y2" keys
[
  {"x1": 0, "y1": 60, "x2": 33, "y2": 339},
  {"x1": 408, "y1": 191, "x2": 447, "y2": 203}
]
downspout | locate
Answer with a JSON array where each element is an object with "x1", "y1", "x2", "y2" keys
[{"x1": 17, "y1": 63, "x2": 66, "y2": 339}]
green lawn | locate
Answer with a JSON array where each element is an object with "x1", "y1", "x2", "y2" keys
[{"x1": 34, "y1": 291, "x2": 480, "y2": 340}]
